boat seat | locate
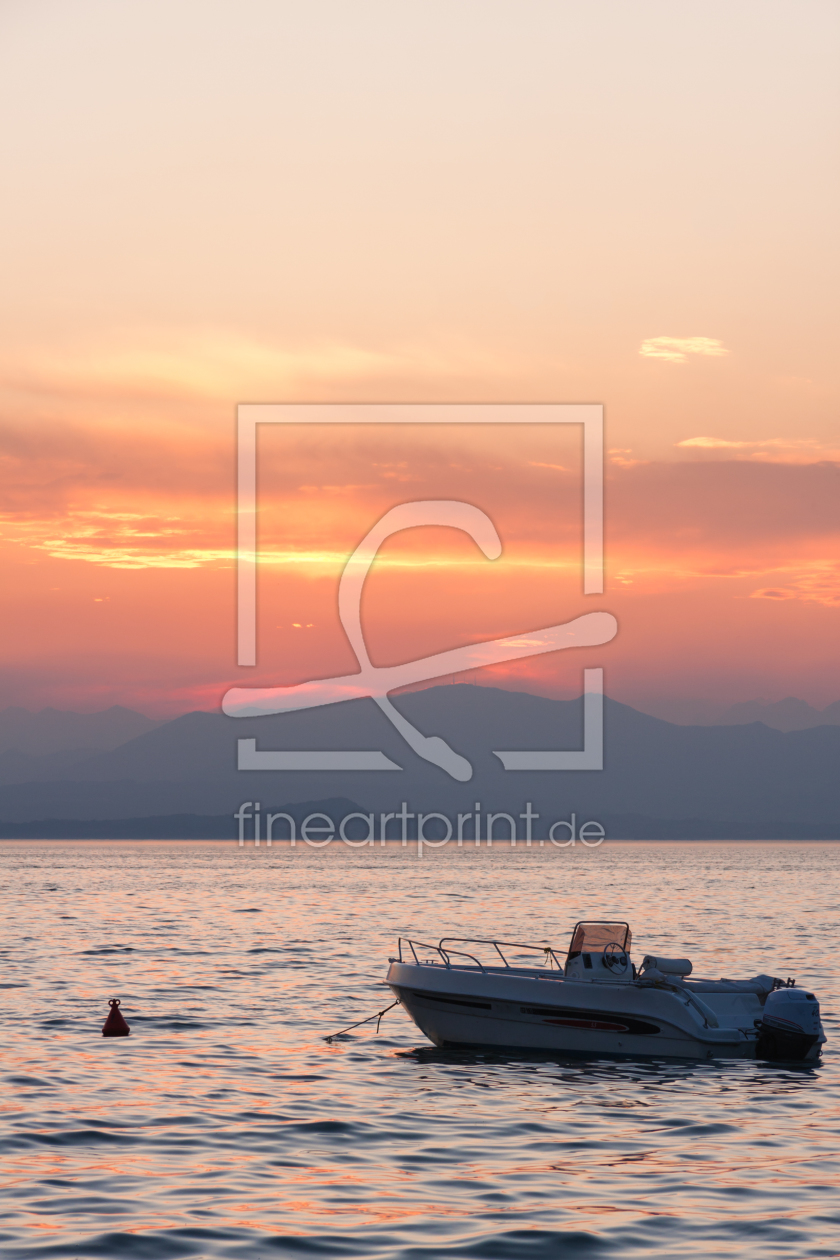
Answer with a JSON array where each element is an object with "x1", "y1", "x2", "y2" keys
[{"x1": 639, "y1": 970, "x2": 776, "y2": 996}]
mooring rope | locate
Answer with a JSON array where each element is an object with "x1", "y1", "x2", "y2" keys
[{"x1": 324, "y1": 999, "x2": 401, "y2": 1043}]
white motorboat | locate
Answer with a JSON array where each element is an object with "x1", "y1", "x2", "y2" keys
[{"x1": 386, "y1": 921, "x2": 827, "y2": 1061}]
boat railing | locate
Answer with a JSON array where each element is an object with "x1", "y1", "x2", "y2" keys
[
  {"x1": 398, "y1": 938, "x2": 487, "y2": 970},
  {"x1": 396, "y1": 936, "x2": 565, "y2": 975}
]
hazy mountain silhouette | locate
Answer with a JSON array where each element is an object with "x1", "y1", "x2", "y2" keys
[
  {"x1": 0, "y1": 798, "x2": 364, "y2": 839},
  {"x1": 0, "y1": 746, "x2": 106, "y2": 786},
  {"x1": 715, "y1": 696, "x2": 840, "y2": 732},
  {"x1": 0, "y1": 705, "x2": 161, "y2": 757},
  {"x1": 0, "y1": 685, "x2": 838, "y2": 837}
]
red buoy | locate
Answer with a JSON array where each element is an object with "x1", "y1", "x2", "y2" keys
[{"x1": 102, "y1": 998, "x2": 130, "y2": 1037}]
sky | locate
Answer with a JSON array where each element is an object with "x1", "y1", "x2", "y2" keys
[{"x1": 0, "y1": 0, "x2": 838, "y2": 719}]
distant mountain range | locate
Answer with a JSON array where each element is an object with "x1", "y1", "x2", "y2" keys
[
  {"x1": 0, "y1": 687, "x2": 838, "y2": 839},
  {"x1": 0, "y1": 705, "x2": 161, "y2": 757},
  {"x1": 712, "y1": 696, "x2": 840, "y2": 732}
]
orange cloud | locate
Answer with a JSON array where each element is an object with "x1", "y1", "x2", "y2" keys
[
  {"x1": 750, "y1": 565, "x2": 840, "y2": 607},
  {"x1": 1, "y1": 414, "x2": 839, "y2": 715},
  {"x1": 677, "y1": 436, "x2": 840, "y2": 463},
  {"x1": 0, "y1": 330, "x2": 534, "y2": 428},
  {"x1": 639, "y1": 336, "x2": 729, "y2": 363}
]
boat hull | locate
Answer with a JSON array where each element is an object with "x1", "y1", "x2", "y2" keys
[{"x1": 387, "y1": 961, "x2": 765, "y2": 1060}]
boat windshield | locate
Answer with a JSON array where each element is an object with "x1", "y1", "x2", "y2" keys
[{"x1": 567, "y1": 921, "x2": 631, "y2": 960}]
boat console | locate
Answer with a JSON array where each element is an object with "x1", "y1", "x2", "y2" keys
[{"x1": 563, "y1": 920, "x2": 634, "y2": 983}]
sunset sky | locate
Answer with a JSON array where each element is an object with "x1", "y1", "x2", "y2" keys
[{"x1": 0, "y1": 0, "x2": 838, "y2": 718}]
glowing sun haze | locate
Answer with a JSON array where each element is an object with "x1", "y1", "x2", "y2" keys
[{"x1": 0, "y1": 0, "x2": 837, "y2": 717}]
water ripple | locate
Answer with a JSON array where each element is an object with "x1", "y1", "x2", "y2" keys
[{"x1": 0, "y1": 840, "x2": 838, "y2": 1259}]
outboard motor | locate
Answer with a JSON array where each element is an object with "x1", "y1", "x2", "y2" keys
[{"x1": 756, "y1": 988, "x2": 822, "y2": 1061}]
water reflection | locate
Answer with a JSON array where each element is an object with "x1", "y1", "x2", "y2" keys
[{"x1": 0, "y1": 840, "x2": 837, "y2": 1258}]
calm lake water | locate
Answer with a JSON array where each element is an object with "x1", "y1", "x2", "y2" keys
[{"x1": 1, "y1": 840, "x2": 838, "y2": 1259}]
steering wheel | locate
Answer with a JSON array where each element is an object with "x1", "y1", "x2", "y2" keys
[{"x1": 603, "y1": 942, "x2": 629, "y2": 974}]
